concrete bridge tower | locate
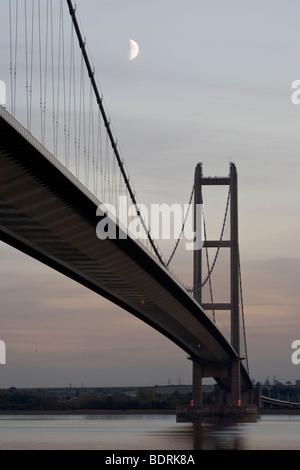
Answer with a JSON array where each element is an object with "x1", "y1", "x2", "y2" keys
[{"x1": 189, "y1": 162, "x2": 257, "y2": 418}]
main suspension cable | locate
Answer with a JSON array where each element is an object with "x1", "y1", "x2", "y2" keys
[
  {"x1": 165, "y1": 185, "x2": 195, "y2": 268},
  {"x1": 203, "y1": 214, "x2": 216, "y2": 322},
  {"x1": 66, "y1": 0, "x2": 164, "y2": 265}
]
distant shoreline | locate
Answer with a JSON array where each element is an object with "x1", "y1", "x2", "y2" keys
[
  {"x1": 0, "y1": 409, "x2": 300, "y2": 416},
  {"x1": 0, "y1": 409, "x2": 176, "y2": 416}
]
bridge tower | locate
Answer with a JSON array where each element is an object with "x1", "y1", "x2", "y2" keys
[{"x1": 191, "y1": 162, "x2": 250, "y2": 412}]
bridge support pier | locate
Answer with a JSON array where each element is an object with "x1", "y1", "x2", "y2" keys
[
  {"x1": 229, "y1": 359, "x2": 241, "y2": 406},
  {"x1": 186, "y1": 358, "x2": 257, "y2": 421},
  {"x1": 192, "y1": 359, "x2": 242, "y2": 407},
  {"x1": 192, "y1": 361, "x2": 203, "y2": 407},
  {"x1": 192, "y1": 359, "x2": 243, "y2": 406},
  {"x1": 255, "y1": 382, "x2": 262, "y2": 410}
]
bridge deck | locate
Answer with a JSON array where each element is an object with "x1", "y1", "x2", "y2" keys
[{"x1": 0, "y1": 107, "x2": 252, "y2": 392}]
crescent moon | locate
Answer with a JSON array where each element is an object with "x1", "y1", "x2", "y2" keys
[{"x1": 129, "y1": 39, "x2": 139, "y2": 61}]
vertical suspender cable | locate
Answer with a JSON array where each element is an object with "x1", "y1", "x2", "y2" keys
[
  {"x1": 29, "y1": 0, "x2": 35, "y2": 133},
  {"x1": 67, "y1": 17, "x2": 75, "y2": 169},
  {"x1": 72, "y1": 32, "x2": 78, "y2": 177},
  {"x1": 9, "y1": 0, "x2": 19, "y2": 116},
  {"x1": 61, "y1": 0, "x2": 67, "y2": 167},
  {"x1": 13, "y1": 0, "x2": 18, "y2": 117},
  {"x1": 50, "y1": 0, "x2": 56, "y2": 154},
  {"x1": 24, "y1": 0, "x2": 29, "y2": 128},
  {"x1": 43, "y1": 0, "x2": 50, "y2": 147},
  {"x1": 38, "y1": 0, "x2": 43, "y2": 143},
  {"x1": 9, "y1": 0, "x2": 13, "y2": 114},
  {"x1": 96, "y1": 108, "x2": 102, "y2": 199},
  {"x1": 55, "y1": 1, "x2": 62, "y2": 158},
  {"x1": 238, "y1": 248, "x2": 249, "y2": 374}
]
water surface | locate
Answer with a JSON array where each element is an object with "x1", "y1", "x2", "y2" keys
[{"x1": 0, "y1": 413, "x2": 299, "y2": 450}]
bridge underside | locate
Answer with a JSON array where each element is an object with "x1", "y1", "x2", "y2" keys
[{"x1": 0, "y1": 108, "x2": 252, "y2": 393}]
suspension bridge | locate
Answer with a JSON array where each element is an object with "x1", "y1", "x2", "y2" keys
[{"x1": 0, "y1": 0, "x2": 261, "y2": 418}]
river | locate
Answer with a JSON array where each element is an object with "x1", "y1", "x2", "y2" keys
[{"x1": 0, "y1": 413, "x2": 299, "y2": 450}]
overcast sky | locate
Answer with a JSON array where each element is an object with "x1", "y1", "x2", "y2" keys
[{"x1": 0, "y1": 0, "x2": 300, "y2": 388}]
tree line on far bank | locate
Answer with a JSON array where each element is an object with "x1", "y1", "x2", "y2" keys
[
  {"x1": 2, "y1": 381, "x2": 300, "y2": 412},
  {"x1": 0, "y1": 388, "x2": 213, "y2": 411}
]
